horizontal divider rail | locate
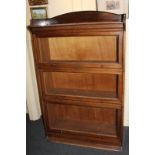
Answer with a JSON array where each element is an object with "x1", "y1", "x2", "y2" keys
[
  {"x1": 37, "y1": 63, "x2": 123, "y2": 74},
  {"x1": 44, "y1": 95, "x2": 122, "y2": 109}
]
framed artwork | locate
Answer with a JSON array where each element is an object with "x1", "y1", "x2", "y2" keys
[
  {"x1": 28, "y1": 0, "x2": 48, "y2": 6},
  {"x1": 97, "y1": 0, "x2": 129, "y2": 18},
  {"x1": 31, "y1": 7, "x2": 48, "y2": 19},
  {"x1": 106, "y1": 0, "x2": 120, "y2": 10}
]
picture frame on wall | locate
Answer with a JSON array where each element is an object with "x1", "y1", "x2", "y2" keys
[
  {"x1": 97, "y1": 0, "x2": 129, "y2": 18},
  {"x1": 28, "y1": 0, "x2": 48, "y2": 6},
  {"x1": 106, "y1": 0, "x2": 120, "y2": 10},
  {"x1": 31, "y1": 7, "x2": 48, "y2": 19}
]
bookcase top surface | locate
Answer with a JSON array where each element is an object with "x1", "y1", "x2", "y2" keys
[{"x1": 29, "y1": 11, "x2": 125, "y2": 28}]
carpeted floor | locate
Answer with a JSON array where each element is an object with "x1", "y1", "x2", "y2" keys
[{"x1": 26, "y1": 115, "x2": 129, "y2": 155}]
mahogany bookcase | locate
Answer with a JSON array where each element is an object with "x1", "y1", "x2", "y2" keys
[{"x1": 28, "y1": 11, "x2": 126, "y2": 151}]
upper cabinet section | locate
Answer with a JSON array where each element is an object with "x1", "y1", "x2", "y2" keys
[{"x1": 28, "y1": 11, "x2": 125, "y2": 67}]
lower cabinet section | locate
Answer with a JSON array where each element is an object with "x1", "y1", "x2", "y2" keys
[{"x1": 45, "y1": 102, "x2": 123, "y2": 150}]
